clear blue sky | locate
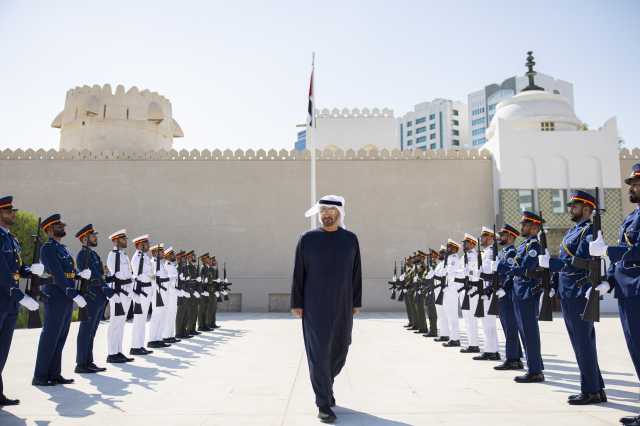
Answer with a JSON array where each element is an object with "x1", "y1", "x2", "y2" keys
[{"x1": 0, "y1": 0, "x2": 638, "y2": 151}]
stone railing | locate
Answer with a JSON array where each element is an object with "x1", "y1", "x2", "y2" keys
[
  {"x1": 0, "y1": 148, "x2": 492, "y2": 161},
  {"x1": 619, "y1": 148, "x2": 640, "y2": 160}
]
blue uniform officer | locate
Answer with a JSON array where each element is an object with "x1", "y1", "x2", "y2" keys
[{"x1": 590, "y1": 164, "x2": 640, "y2": 426}]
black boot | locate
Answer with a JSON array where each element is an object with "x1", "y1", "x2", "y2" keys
[{"x1": 567, "y1": 392, "x2": 606, "y2": 405}]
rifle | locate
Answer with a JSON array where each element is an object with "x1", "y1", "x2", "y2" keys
[
  {"x1": 484, "y1": 224, "x2": 501, "y2": 316},
  {"x1": 473, "y1": 237, "x2": 485, "y2": 318},
  {"x1": 455, "y1": 251, "x2": 471, "y2": 310},
  {"x1": 25, "y1": 217, "x2": 43, "y2": 328},
  {"x1": 76, "y1": 244, "x2": 90, "y2": 322},
  {"x1": 155, "y1": 247, "x2": 165, "y2": 308},
  {"x1": 571, "y1": 187, "x2": 605, "y2": 322},
  {"x1": 434, "y1": 252, "x2": 448, "y2": 305},
  {"x1": 220, "y1": 262, "x2": 232, "y2": 301},
  {"x1": 530, "y1": 211, "x2": 554, "y2": 321},
  {"x1": 388, "y1": 260, "x2": 399, "y2": 300}
]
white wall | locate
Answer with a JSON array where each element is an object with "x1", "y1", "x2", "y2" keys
[{"x1": 313, "y1": 108, "x2": 397, "y2": 151}]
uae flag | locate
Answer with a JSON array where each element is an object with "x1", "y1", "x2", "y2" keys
[{"x1": 307, "y1": 68, "x2": 314, "y2": 127}]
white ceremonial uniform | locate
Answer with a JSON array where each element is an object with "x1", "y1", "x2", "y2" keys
[
  {"x1": 163, "y1": 260, "x2": 179, "y2": 340},
  {"x1": 460, "y1": 249, "x2": 480, "y2": 348},
  {"x1": 106, "y1": 248, "x2": 134, "y2": 356},
  {"x1": 479, "y1": 245, "x2": 499, "y2": 353},
  {"x1": 148, "y1": 257, "x2": 169, "y2": 343},
  {"x1": 130, "y1": 249, "x2": 153, "y2": 349},
  {"x1": 433, "y1": 260, "x2": 450, "y2": 337},
  {"x1": 443, "y1": 253, "x2": 461, "y2": 341}
]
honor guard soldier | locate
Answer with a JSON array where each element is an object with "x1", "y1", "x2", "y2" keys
[
  {"x1": 499, "y1": 211, "x2": 545, "y2": 383},
  {"x1": 0, "y1": 196, "x2": 42, "y2": 404},
  {"x1": 538, "y1": 191, "x2": 606, "y2": 404},
  {"x1": 432, "y1": 246, "x2": 450, "y2": 342},
  {"x1": 493, "y1": 224, "x2": 525, "y2": 371},
  {"x1": 185, "y1": 251, "x2": 201, "y2": 336},
  {"x1": 197, "y1": 253, "x2": 212, "y2": 332},
  {"x1": 33, "y1": 214, "x2": 90, "y2": 386},
  {"x1": 175, "y1": 250, "x2": 191, "y2": 339},
  {"x1": 148, "y1": 243, "x2": 170, "y2": 348},
  {"x1": 130, "y1": 235, "x2": 153, "y2": 355},
  {"x1": 458, "y1": 234, "x2": 481, "y2": 354},
  {"x1": 422, "y1": 249, "x2": 439, "y2": 337},
  {"x1": 474, "y1": 227, "x2": 500, "y2": 361},
  {"x1": 75, "y1": 224, "x2": 112, "y2": 374},
  {"x1": 162, "y1": 247, "x2": 180, "y2": 343},
  {"x1": 590, "y1": 164, "x2": 640, "y2": 425},
  {"x1": 442, "y1": 239, "x2": 462, "y2": 347},
  {"x1": 209, "y1": 255, "x2": 221, "y2": 329},
  {"x1": 106, "y1": 229, "x2": 134, "y2": 363}
]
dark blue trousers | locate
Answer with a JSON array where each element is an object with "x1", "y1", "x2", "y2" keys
[
  {"x1": 618, "y1": 296, "x2": 640, "y2": 380},
  {"x1": 513, "y1": 295, "x2": 544, "y2": 374},
  {"x1": 498, "y1": 293, "x2": 523, "y2": 361},
  {"x1": 560, "y1": 298, "x2": 604, "y2": 394},
  {"x1": 34, "y1": 290, "x2": 73, "y2": 381},
  {"x1": 0, "y1": 310, "x2": 18, "y2": 396},
  {"x1": 76, "y1": 292, "x2": 107, "y2": 367}
]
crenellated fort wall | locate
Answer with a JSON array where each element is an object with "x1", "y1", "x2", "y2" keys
[{"x1": 1, "y1": 147, "x2": 637, "y2": 312}]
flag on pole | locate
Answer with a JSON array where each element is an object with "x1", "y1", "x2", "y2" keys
[{"x1": 307, "y1": 57, "x2": 315, "y2": 127}]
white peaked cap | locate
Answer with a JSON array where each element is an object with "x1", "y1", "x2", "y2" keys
[
  {"x1": 133, "y1": 234, "x2": 150, "y2": 244},
  {"x1": 109, "y1": 229, "x2": 127, "y2": 241},
  {"x1": 447, "y1": 239, "x2": 460, "y2": 248},
  {"x1": 305, "y1": 194, "x2": 346, "y2": 228},
  {"x1": 163, "y1": 246, "x2": 174, "y2": 255},
  {"x1": 439, "y1": 245, "x2": 446, "y2": 251},
  {"x1": 464, "y1": 233, "x2": 478, "y2": 245},
  {"x1": 481, "y1": 226, "x2": 495, "y2": 236}
]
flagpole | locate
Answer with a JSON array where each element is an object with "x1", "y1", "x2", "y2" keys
[{"x1": 309, "y1": 52, "x2": 317, "y2": 230}]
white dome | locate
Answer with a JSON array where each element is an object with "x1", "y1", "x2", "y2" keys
[{"x1": 486, "y1": 90, "x2": 581, "y2": 139}]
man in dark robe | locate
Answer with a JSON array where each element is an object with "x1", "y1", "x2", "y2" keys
[{"x1": 291, "y1": 195, "x2": 362, "y2": 424}]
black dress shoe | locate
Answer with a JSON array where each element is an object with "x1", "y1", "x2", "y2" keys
[
  {"x1": 404, "y1": 324, "x2": 413, "y2": 328},
  {"x1": 167, "y1": 337, "x2": 181, "y2": 343},
  {"x1": 568, "y1": 392, "x2": 605, "y2": 405},
  {"x1": 213, "y1": 325, "x2": 221, "y2": 329},
  {"x1": 107, "y1": 354, "x2": 126, "y2": 364},
  {"x1": 130, "y1": 347, "x2": 153, "y2": 355},
  {"x1": 51, "y1": 376, "x2": 74, "y2": 385},
  {"x1": 514, "y1": 372, "x2": 545, "y2": 383},
  {"x1": 0, "y1": 395, "x2": 20, "y2": 406},
  {"x1": 434, "y1": 336, "x2": 450, "y2": 342},
  {"x1": 494, "y1": 360, "x2": 524, "y2": 370},
  {"x1": 424, "y1": 331, "x2": 438, "y2": 337},
  {"x1": 182, "y1": 334, "x2": 193, "y2": 339},
  {"x1": 473, "y1": 352, "x2": 501, "y2": 361},
  {"x1": 443, "y1": 340, "x2": 461, "y2": 347},
  {"x1": 118, "y1": 352, "x2": 135, "y2": 362},
  {"x1": 148, "y1": 341, "x2": 170, "y2": 348},
  {"x1": 317, "y1": 405, "x2": 337, "y2": 423},
  {"x1": 415, "y1": 329, "x2": 428, "y2": 334},
  {"x1": 620, "y1": 415, "x2": 640, "y2": 425},
  {"x1": 75, "y1": 365, "x2": 97, "y2": 374},
  {"x1": 89, "y1": 364, "x2": 107, "y2": 372},
  {"x1": 32, "y1": 378, "x2": 56, "y2": 386},
  {"x1": 192, "y1": 331, "x2": 201, "y2": 335},
  {"x1": 460, "y1": 346, "x2": 481, "y2": 353}
]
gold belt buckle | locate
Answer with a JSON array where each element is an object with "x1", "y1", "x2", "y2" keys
[{"x1": 13, "y1": 273, "x2": 20, "y2": 282}]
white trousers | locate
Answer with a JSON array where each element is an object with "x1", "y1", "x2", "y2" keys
[
  {"x1": 443, "y1": 285, "x2": 460, "y2": 340},
  {"x1": 480, "y1": 295, "x2": 499, "y2": 353},
  {"x1": 461, "y1": 292, "x2": 479, "y2": 347},
  {"x1": 131, "y1": 290, "x2": 152, "y2": 349},
  {"x1": 162, "y1": 287, "x2": 178, "y2": 339},
  {"x1": 107, "y1": 290, "x2": 132, "y2": 356},
  {"x1": 435, "y1": 291, "x2": 450, "y2": 337},
  {"x1": 148, "y1": 289, "x2": 167, "y2": 342}
]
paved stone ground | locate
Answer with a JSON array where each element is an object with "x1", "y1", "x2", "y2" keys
[{"x1": 0, "y1": 313, "x2": 638, "y2": 425}]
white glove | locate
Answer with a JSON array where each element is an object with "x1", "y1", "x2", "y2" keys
[
  {"x1": 204, "y1": 277, "x2": 209, "y2": 283},
  {"x1": 79, "y1": 268, "x2": 92, "y2": 280},
  {"x1": 215, "y1": 291, "x2": 220, "y2": 297},
  {"x1": 19, "y1": 294, "x2": 39, "y2": 311},
  {"x1": 30, "y1": 263, "x2": 45, "y2": 276},
  {"x1": 203, "y1": 291, "x2": 210, "y2": 296},
  {"x1": 222, "y1": 290, "x2": 229, "y2": 296},
  {"x1": 538, "y1": 250, "x2": 550, "y2": 269},
  {"x1": 548, "y1": 288, "x2": 556, "y2": 298},
  {"x1": 586, "y1": 281, "x2": 610, "y2": 299},
  {"x1": 179, "y1": 273, "x2": 186, "y2": 280},
  {"x1": 496, "y1": 289, "x2": 506, "y2": 299},
  {"x1": 73, "y1": 295, "x2": 87, "y2": 308},
  {"x1": 196, "y1": 277, "x2": 202, "y2": 283},
  {"x1": 184, "y1": 292, "x2": 191, "y2": 298},
  {"x1": 194, "y1": 291, "x2": 201, "y2": 298},
  {"x1": 589, "y1": 231, "x2": 608, "y2": 257},
  {"x1": 491, "y1": 261, "x2": 498, "y2": 273}
]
